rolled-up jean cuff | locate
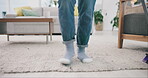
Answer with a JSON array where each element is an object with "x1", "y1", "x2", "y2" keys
[
  {"x1": 77, "y1": 45, "x2": 88, "y2": 47},
  {"x1": 63, "y1": 39, "x2": 75, "y2": 44}
]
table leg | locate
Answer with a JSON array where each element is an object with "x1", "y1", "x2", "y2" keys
[
  {"x1": 118, "y1": 38, "x2": 123, "y2": 48},
  {"x1": 46, "y1": 35, "x2": 48, "y2": 44},
  {"x1": 7, "y1": 35, "x2": 9, "y2": 41},
  {"x1": 49, "y1": 22, "x2": 53, "y2": 41},
  {"x1": 50, "y1": 32, "x2": 52, "y2": 41}
]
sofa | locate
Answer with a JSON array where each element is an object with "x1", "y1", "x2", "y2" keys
[{"x1": 5, "y1": 7, "x2": 79, "y2": 34}]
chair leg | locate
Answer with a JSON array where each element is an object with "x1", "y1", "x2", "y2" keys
[{"x1": 118, "y1": 39, "x2": 123, "y2": 48}]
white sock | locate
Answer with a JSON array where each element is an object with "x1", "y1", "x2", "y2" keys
[
  {"x1": 64, "y1": 42, "x2": 75, "y2": 59},
  {"x1": 77, "y1": 47, "x2": 93, "y2": 63},
  {"x1": 59, "y1": 42, "x2": 75, "y2": 64}
]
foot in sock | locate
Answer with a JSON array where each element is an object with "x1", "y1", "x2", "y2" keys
[
  {"x1": 77, "y1": 47, "x2": 93, "y2": 63},
  {"x1": 59, "y1": 42, "x2": 75, "y2": 65}
]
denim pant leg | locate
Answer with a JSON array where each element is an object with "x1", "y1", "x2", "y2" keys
[
  {"x1": 58, "y1": 0, "x2": 76, "y2": 44},
  {"x1": 77, "y1": 0, "x2": 96, "y2": 47}
]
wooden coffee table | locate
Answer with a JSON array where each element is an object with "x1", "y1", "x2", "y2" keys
[{"x1": 0, "y1": 18, "x2": 54, "y2": 44}]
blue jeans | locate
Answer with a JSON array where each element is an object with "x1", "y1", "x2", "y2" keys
[{"x1": 58, "y1": 0, "x2": 96, "y2": 47}]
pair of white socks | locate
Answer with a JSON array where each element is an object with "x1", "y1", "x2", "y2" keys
[{"x1": 59, "y1": 42, "x2": 93, "y2": 65}]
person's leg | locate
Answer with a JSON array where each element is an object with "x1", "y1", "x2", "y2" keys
[
  {"x1": 58, "y1": 0, "x2": 76, "y2": 64},
  {"x1": 77, "y1": 0, "x2": 96, "y2": 63}
]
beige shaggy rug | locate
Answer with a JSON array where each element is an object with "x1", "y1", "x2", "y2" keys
[{"x1": 0, "y1": 31, "x2": 147, "y2": 73}]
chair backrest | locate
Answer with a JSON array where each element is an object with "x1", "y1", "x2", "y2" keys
[{"x1": 141, "y1": 0, "x2": 148, "y2": 23}]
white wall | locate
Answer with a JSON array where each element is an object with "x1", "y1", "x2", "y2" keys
[
  {"x1": 9, "y1": 0, "x2": 30, "y2": 13},
  {"x1": 0, "y1": 0, "x2": 7, "y2": 17},
  {"x1": 29, "y1": 0, "x2": 41, "y2": 7},
  {"x1": 9, "y1": 0, "x2": 40, "y2": 13},
  {"x1": 93, "y1": 0, "x2": 118, "y2": 30},
  {"x1": 102, "y1": 0, "x2": 118, "y2": 30},
  {"x1": 41, "y1": 0, "x2": 52, "y2": 7},
  {"x1": 95, "y1": 0, "x2": 103, "y2": 11},
  {"x1": 0, "y1": 0, "x2": 41, "y2": 14}
]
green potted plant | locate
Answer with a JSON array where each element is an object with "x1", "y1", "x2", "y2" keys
[
  {"x1": 94, "y1": 10, "x2": 104, "y2": 31},
  {"x1": 53, "y1": 0, "x2": 58, "y2": 7},
  {"x1": 111, "y1": 2, "x2": 119, "y2": 31},
  {"x1": 110, "y1": 15, "x2": 119, "y2": 31}
]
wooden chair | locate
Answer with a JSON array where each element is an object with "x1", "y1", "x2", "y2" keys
[{"x1": 118, "y1": 0, "x2": 148, "y2": 48}]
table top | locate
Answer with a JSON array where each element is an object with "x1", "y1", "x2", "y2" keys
[{"x1": 0, "y1": 17, "x2": 54, "y2": 22}]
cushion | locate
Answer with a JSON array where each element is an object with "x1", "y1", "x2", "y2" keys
[
  {"x1": 123, "y1": 13, "x2": 148, "y2": 36},
  {"x1": 31, "y1": 7, "x2": 43, "y2": 16},
  {"x1": 14, "y1": 6, "x2": 32, "y2": 16},
  {"x1": 22, "y1": 9, "x2": 39, "y2": 16}
]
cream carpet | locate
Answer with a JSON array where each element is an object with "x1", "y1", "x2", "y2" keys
[{"x1": 0, "y1": 31, "x2": 147, "y2": 73}]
